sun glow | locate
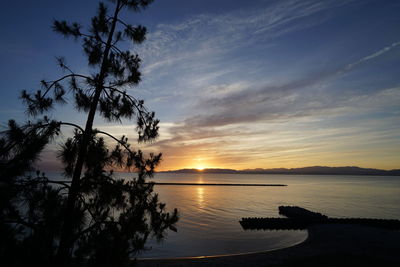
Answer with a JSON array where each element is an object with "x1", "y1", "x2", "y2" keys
[{"x1": 194, "y1": 158, "x2": 208, "y2": 171}]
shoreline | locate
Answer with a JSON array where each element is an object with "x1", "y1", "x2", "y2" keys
[
  {"x1": 138, "y1": 232, "x2": 308, "y2": 261},
  {"x1": 137, "y1": 224, "x2": 400, "y2": 266}
]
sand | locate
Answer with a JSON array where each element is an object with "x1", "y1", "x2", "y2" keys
[{"x1": 136, "y1": 224, "x2": 400, "y2": 266}]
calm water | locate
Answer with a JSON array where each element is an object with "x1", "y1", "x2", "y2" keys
[
  {"x1": 118, "y1": 173, "x2": 400, "y2": 258},
  {"x1": 49, "y1": 172, "x2": 400, "y2": 258}
]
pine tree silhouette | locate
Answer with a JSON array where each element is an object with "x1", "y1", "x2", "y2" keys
[{"x1": 1, "y1": 1, "x2": 178, "y2": 266}]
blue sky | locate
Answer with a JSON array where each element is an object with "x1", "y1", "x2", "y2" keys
[{"x1": 1, "y1": 0, "x2": 399, "y2": 170}]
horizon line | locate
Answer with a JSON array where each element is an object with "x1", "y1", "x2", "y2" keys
[{"x1": 159, "y1": 165, "x2": 400, "y2": 172}]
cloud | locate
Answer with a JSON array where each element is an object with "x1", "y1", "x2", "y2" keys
[
  {"x1": 139, "y1": 40, "x2": 400, "y2": 170},
  {"x1": 120, "y1": 0, "x2": 400, "y2": 170},
  {"x1": 146, "y1": 107, "x2": 400, "y2": 170},
  {"x1": 132, "y1": 0, "x2": 371, "y2": 115},
  {"x1": 137, "y1": 0, "x2": 356, "y2": 78},
  {"x1": 176, "y1": 41, "x2": 400, "y2": 129},
  {"x1": 344, "y1": 41, "x2": 400, "y2": 71}
]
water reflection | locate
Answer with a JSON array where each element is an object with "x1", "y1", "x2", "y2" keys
[
  {"x1": 137, "y1": 174, "x2": 400, "y2": 258},
  {"x1": 197, "y1": 187, "x2": 205, "y2": 209},
  {"x1": 197, "y1": 174, "x2": 204, "y2": 184}
]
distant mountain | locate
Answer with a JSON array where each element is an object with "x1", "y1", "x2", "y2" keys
[
  {"x1": 160, "y1": 166, "x2": 400, "y2": 176},
  {"x1": 162, "y1": 168, "x2": 239, "y2": 174}
]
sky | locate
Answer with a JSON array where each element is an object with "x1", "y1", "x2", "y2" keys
[{"x1": 0, "y1": 0, "x2": 399, "y2": 171}]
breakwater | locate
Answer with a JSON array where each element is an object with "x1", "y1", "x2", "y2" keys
[
  {"x1": 240, "y1": 206, "x2": 400, "y2": 230},
  {"x1": 152, "y1": 183, "x2": 287, "y2": 186}
]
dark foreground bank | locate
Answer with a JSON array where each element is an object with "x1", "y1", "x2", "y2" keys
[{"x1": 136, "y1": 224, "x2": 400, "y2": 267}]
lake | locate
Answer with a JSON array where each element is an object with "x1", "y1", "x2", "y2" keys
[{"x1": 113, "y1": 173, "x2": 400, "y2": 258}]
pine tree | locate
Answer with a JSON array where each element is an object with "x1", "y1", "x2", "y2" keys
[{"x1": 1, "y1": 1, "x2": 178, "y2": 266}]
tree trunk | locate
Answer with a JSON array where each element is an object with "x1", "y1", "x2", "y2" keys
[{"x1": 55, "y1": 1, "x2": 122, "y2": 265}]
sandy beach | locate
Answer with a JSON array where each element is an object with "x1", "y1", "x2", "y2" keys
[{"x1": 137, "y1": 224, "x2": 400, "y2": 266}]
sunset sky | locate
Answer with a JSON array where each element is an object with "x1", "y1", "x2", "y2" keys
[{"x1": 1, "y1": 0, "x2": 399, "y2": 171}]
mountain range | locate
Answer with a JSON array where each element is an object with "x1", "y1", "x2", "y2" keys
[{"x1": 160, "y1": 166, "x2": 400, "y2": 176}]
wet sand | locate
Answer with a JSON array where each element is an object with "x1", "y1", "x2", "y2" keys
[{"x1": 137, "y1": 224, "x2": 400, "y2": 266}]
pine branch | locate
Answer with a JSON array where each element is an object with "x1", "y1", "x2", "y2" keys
[
  {"x1": 42, "y1": 74, "x2": 93, "y2": 98},
  {"x1": 102, "y1": 86, "x2": 151, "y2": 123},
  {"x1": 1, "y1": 121, "x2": 86, "y2": 161},
  {"x1": 79, "y1": 32, "x2": 123, "y2": 54},
  {"x1": 59, "y1": 122, "x2": 85, "y2": 133},
  {"x1": 95, "y1": 129, "x2": 135, "y2": 156},
  {"x1": 116, "y1": 18, "x2": 147, "y2": 44}
]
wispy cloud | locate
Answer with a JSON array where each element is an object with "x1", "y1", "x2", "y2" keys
[
  {"x1": 139, "y1": 42, "x2": 400, "y2": 170},
  {"x1": 133, "y1": 0, "x2": 365, "y2": 117},
  {"x1": 175, "y1": 41, "x2": 400, "y2": 128},
  {"x1": 123, "y1": 0, "x2": 400, "y2": 170},
  {"x1": 344, "y1": 41, "x2": 400, "y2": 71},
  {"x1": 139, "y1": 0, "x2": 355, "y2": 75}
]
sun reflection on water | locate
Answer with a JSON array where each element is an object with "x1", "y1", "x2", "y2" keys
[
  {"x1": 197, "y1": 175, "x2": 204, "y2": 184},
  {"x1": 197, "y1": 187, "x2": 205, "y2": 209}
]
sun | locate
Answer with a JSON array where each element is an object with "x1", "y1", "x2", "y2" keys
[
  {"x1": 194, "y1": 158, "x2": 208, "y2": 171},
  {"x1": 196, "y1": 166, "x2": 205, "y2": 171}
]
